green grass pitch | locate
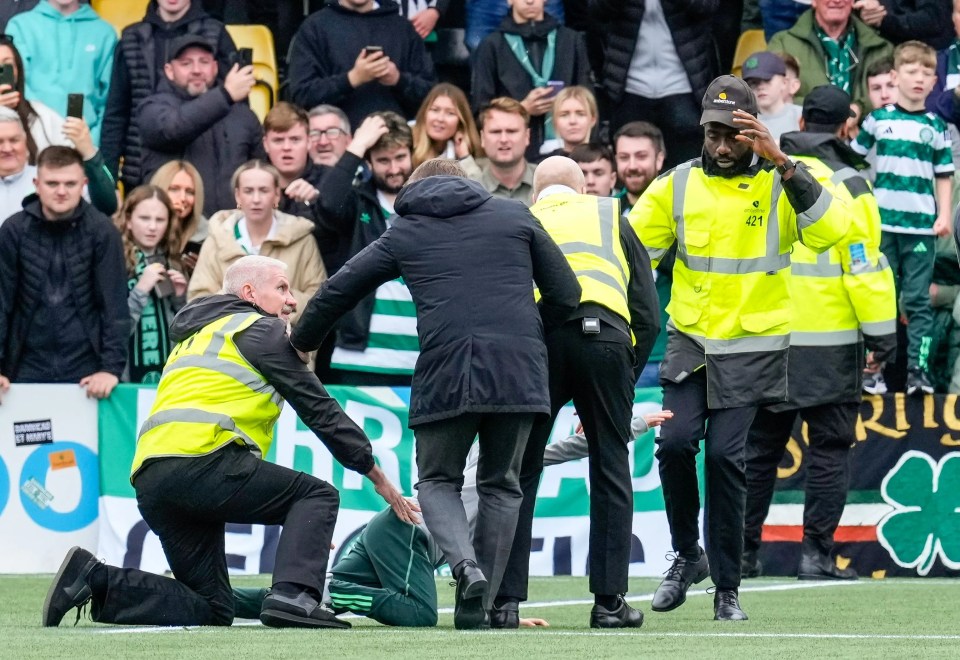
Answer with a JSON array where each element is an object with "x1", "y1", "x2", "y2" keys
[{"x1": 6, "y1": 574, "x2": 959, "y2": 658}]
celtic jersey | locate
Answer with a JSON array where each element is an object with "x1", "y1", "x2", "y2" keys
[{"x1": 851, "y1": 104, "x2": 954, "y2": 234}]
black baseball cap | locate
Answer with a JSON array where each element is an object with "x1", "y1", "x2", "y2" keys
[
  {"x1": 741, "y1": 51, "x2": 787, "y2": 81},
  {"x1": 700, "y1": 75, "x2": 758, "y2": 128},
  {"x1": 167, "y1": 35, "x2": 216, "y2": 63},
  {"x1": 802, "y1": 85, "x2": 856, "y2": 125}
]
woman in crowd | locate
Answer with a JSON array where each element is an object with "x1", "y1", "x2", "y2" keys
[
  {"x1": 540, "y1": 85, "x2": 598, "y2": 157},
  {"x1": 0, "y1": 35, "x2": 68, "y2": 161},
  {"x1": 150, "y1": 160, "x2": 208, "y2": 273},
  {"x1": 187, "y1": 160, "x2": 325, "y2": 324},
  {"x1": 117, "y1": 185, "x2": 187, "y2": 384},
  {"x1": 411, "y1": 83, "x2": 481, "y2": 167}
]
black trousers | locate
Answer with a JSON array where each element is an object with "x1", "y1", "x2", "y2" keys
[
  {"x1": 609, "y1": 92, "x2": 703, "y2": 171},
  {"x1": 498, "y1": 320, "x2": 636, "y2": 600},
  {"x1": 414, "y1": 412, "x2": 534, "y2": 611},
  {"x1": 658, "y1": 369, "x2": 758, "y2": 590},
  {"x1": 744, "y1": 402, "x2": 859, "y2": 557},
  {"x1": 92, "y1": 442, "x2": 339, "y2": 626}
]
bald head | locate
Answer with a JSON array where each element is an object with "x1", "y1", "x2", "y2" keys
[{"x1": 533, "y1": 156, "x2": 586, "y2": 201}]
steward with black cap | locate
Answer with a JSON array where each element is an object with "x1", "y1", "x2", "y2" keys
[
  {"x1": 628, "y1": 74, "x2": 850, "y2": 621},
  {"x1": 136, "y1": 35, "x2": 265, "y2": 215},
  {"x1": 743, "y1": 84, "x2": 897, "y2": 581}
]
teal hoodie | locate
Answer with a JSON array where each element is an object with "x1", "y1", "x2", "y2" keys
[{"x1": 6, "y1": 1, "x2": 118, "y2": 145}]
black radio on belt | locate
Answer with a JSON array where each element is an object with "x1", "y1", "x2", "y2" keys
[{"x1": 582, "y1": 317, "x2": 600, "y2": 334}]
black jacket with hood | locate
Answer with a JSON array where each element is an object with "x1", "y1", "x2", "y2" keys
[
  {"x1": 293, "y1": 175, "x2": 582, "y2": 426},
  {"x1": 171, "y1": 294, "x2": 376, "y2": 474},
  {"x1": 287, "y1": 0, "x2": 437, "y2": 128},
  {"x1": 100, "y1": 0, "x2": 236, "y2": 186},
  {"x1": 0, "y1": 196, "x2": 129, "y2": 381},
  {"x1": 137, "y1": 78, "x2": 264, "y2": 216},
  {"x1": 471, "y1": 12, "x2": 592, "y2": 159}
]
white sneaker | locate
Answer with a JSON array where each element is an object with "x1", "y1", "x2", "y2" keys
[{"x1": 863, "y1": 372, "x2": 887, "y2": 395}]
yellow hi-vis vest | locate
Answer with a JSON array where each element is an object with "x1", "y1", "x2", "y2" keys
[
  {"x1": 531, "y1": 193, "x2": 632, "y2": 327},
  {"x1": 130, "y1": 312, "x2": 284, "y2": 481},
  {"x1": 788, "y1": 157, "x2": 897, "y2": 346}
]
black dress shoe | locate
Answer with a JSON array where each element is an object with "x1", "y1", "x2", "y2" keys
[
  {"x1": 42, "y1": 546, "x2": 98, "y2": 627},
  {"x1": 590, "y1": 596, "x2": 644, "y2": 628},
  {"x1": 260, "y1": 591, "x2": 351, "y2": 629},
  {"x1": 713, "y1": 588, "x2": 748, "y2": 621},
  {"x1": 798, "y1": 546, "x2": 858, "y2": 581},
  {"x1": 741, "y1": 552, "x2": 762, "y2": 578},
  {"x1": 454, "y1": 561, "x2": 489, "y2": 630},
  {"x1": 651, "y1": 548, "x2": 709, "y2": 612},
  {"x1": 490, "y1": 601, "x2": 519, "y2": 629}
]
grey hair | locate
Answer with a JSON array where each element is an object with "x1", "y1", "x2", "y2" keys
[
  {"x1": 308, "y1": 103, "x2": 351, "y2": 133},
  {"x1": 222, "y1": 255, "x2": 288, "y2": 295},
  {"x1": 0, "y1": 106, "x2": 25, "y2": 133}
]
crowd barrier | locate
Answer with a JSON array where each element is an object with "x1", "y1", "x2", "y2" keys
[{"x1": 1, "y1": 384, "x2": 957, "y2": 578}]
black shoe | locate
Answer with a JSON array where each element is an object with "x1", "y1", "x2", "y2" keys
[
  {"x1": 42, "y1": 546, "x2": 97, "y2": 627},
  {"x1": 260, "y1": 591, "x2": 351, "y2": 629},
  {"x1": 713, "y1": 588, "x2": 748, "y2": 621},
  {"x1": 741, "y1": 552, "x2": 762, "y2": 578},
  {"x1": 798, "y1": 546, "x2": 858, "y2": 581},
  {"x1": 490, "y1": 601, "x2": 519, "y2": 629},
  {"x1": 651, "y1": 548, "x2": 709, "y2": 612},
  {"x1": 590, "y1": 596, "x2": 644, "y2": 629},
  {"x1": 906, "y1": 367, "x2": 934, "y2": 395},
  {"x1": 453, "y1": 561, "x2": 488, "y2": 630}
]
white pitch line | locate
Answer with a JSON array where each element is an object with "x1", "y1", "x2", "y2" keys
[{"x1": 91, "y1": 580, "x2": 866, "y2": 635}]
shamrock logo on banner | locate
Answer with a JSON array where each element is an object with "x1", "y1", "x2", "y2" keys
[{"x1": 876, "y1": 450, "x2": 960, "y2": 575}]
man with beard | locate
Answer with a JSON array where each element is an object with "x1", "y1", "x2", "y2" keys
[
  {"x1": 614, "y1": 121, "x2": 666, "y2": 217},
  {"x1": 314, "y1": 111, "x2": 417, "y2": 385},
  {"x1": 629, "y1": 75, "x2": 850, "y2": 621},
  {"x1": 137, "y1": 35, "x2": 264, "y2": 215},
  {"x1": 461, "y1": 97, "x2": 537, "y2": 206}
]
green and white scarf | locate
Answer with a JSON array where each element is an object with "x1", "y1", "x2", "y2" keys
[
  {"x1": 126, "y1": 249, "x2": 172, "y2": 384},
  {"x1": 815, "y1": 24, "x2": 858, "y2": 95},
  {"x1": 504, "y1": 30, "x2": 557, "y2": 139},
  {"x1": 946, "y1": 40, "x2": 960, "y2": 92}
]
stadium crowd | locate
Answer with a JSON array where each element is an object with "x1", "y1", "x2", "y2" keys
[{"x1": 6, "y1": 0, "x2": 958, "y2": 634}]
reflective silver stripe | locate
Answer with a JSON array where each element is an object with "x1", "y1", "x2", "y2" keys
[
  {"x1": 790, "y1": 329, "x2": 861, "y2": 346},
  {"x1": 797, "y1": 186, "x2": 833, "y2": 230},
  {"x1": 139, "y1": 408, "x2": 262, "y2": 454},
  {"x1": 792, "y1": 261, "x2": 843, "y2": 277},
  {"x1": 674, "y1": 164, "x2": 786, "y2": 275},
  {"x1": 647, "y1": 246, "x2": 669, "y2": 263},
  {"x1": 704, "y1": 334, "x2": 789, "y2": 354},
  {"x1": 556, "y1": 196, "x2": 629, "y2": 297},
  {"x1": 830, "y1": 166, "x2": 860, "y2": 186},
  {"x1": 682, "y1": 253, "x2": 789, "y2": 274},
  {"x1": 862, "y1": 319, "x2": 897, "y2": 336},
  {"x1": 165, "y1": 312, "x2": 281, "y2": 407}
]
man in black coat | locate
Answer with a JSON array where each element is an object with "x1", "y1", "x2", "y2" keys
[
  {"x1": 853, "y1": 0, "x2": 953, "y2": 50},
  {"x1": 287, "y1": 0, "x2": 437, "y2": 129},
  {"x1": 0, "y1": 146, "x2": 128, "y2": 400},
  {"x1": 101, "y1": 0, "x2": 236, "y2": 191},
  {"x1": 137, "y1": 35, "x2": 264, "y2": 216},
  {"x1": 292, "y1": 159, "x2": 582, "y2": 630},
  {"x1": 590, "y1": 0, "x2": 719, "y2": 168}
]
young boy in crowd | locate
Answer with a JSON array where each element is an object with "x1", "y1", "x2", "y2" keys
[
  {"x1": 569, "y1": 143, "x2": 618, "y2": 197},
  {"x1": 866, "y1": 58, "x2": 899, "y2": 110},
  {"x1": 852, "y1": 41, "x2": 955, "y2": 395},
  {"x1": 781, "y1": 53, "x2": 802, "y2": 105},
  {"x1": 741, "y1": 51, "x2": 802, "y2": 143}
]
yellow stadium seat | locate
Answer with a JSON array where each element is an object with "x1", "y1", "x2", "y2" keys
[
  {"x1": 91, "y1": 0, "x2": 150, "y2": 36},
  {"x1": 226, "y1": 24, "x2": 279, "y2": 122},
  {"x1": 731, "y1": 29, "x2": 768, "y2": 77}
]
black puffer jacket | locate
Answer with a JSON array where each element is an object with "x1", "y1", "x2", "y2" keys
[
  {"x1": 589, "y1": 0, "x2": 718, "y2": 103},
  {"x1": 137, "y1": 78, "x2": 264, "y2": 216},
  {"x1": 0, "y1": 197, "x2": 129, "y2": 380},
  {"x1": 100, "y1": 0, "x2": 236, "y2": 186},
  {"x1": 293, "y1": 176, "x2": 582, "y2": 426}
]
